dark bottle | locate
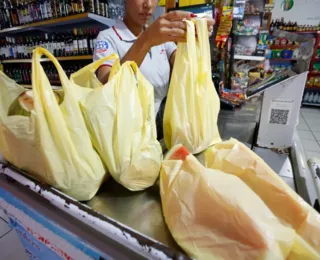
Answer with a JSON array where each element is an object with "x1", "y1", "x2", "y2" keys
[
  {"x1": 82, "y1": 28, "x2": 89, "y2": 55},
  {"x1": 53, "y1": 34, "x2": 59, "y2": 56},
  {"x1": 88, "y1": 28, "x2": 94, "y2": 54},
  {"x1": 73, "y1": 28, "x2": 79, "y2": 55},
  {"x1": 78, "y1": 28, "x2": 83, "y2": 55},
  {"x1": 95, "y1": 0, "x2": 100, "y2": 15},
  {"x1": 100, "y1": 0, "x2": 105, "y2": 17},
  {"x1": 59, "y1": 0, "x2": 66, "y2": 17},
  {"x1": 269, "y1": 19, "x2": 274, "y2": 33},
  {"x1": 79, "y1": 0, "x2": 85, "y2": 13},
  {"x1": 88, "y1": 0, "x2": 95, "y2": 13},
  {"x1": 3, "y1": 0, "x2": 13, "y2": 28},
  {"x1": 60, "y1": 33, "x2": 66, "y2": 56},
  {"x1": 8, "y1": 0, "x2": 20, "y2": 26}
]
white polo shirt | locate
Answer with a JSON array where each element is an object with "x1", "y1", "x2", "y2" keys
[{"x1": 93, "y1": 19, "x2": 177, "y2": 115}]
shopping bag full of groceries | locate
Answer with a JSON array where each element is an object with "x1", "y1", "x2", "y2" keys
[
  {"x1": 163, "y1": 19, "x2": 221, "y2": 154},
  {"x1": 160, "y1": 18, "x2": 320, "y2": 260},
  {"x1": 71, "y1": 54, "x2": 162, "y2": 191},
  {"x1": 0, "y1": 47, "x2": 107, "y2": 201}
]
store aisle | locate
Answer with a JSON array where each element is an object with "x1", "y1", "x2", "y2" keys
[
  {"x1": 298, "y1": 107, "x2": 320, "y2": 160},
  {"x1": 0, "y1": 209, "x2": 28, "y2": 260}
]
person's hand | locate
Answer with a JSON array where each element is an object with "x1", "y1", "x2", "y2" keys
[{"x1": 141, "y1": 11, "x2": 193, "y2": 48}]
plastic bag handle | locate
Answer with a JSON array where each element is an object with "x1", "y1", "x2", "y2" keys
[
  {"x1": 32, "y1": 47, "x2": 70, "y2": 89},
  {"x1": 90, "y1": 53, "x2": 119, "y2": 72}
]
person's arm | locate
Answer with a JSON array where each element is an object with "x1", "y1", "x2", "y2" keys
[
  {"x1": 97, "y1": 35, "x2": 152, "y2": 84},
  {"x1": 98, "y1": 13, "x2": 215, "y2": 84},
  {"x1": 98, "y1": 11, "x2": 192, "y2": 84}
]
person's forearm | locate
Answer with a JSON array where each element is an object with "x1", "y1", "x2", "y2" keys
[{"x1": 120, "y1": 34, "x2": 151, "y2": 67}]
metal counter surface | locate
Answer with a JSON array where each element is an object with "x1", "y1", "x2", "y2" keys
[{"x1": 86, "y1": 101, "x2": 263, "y2": 251}]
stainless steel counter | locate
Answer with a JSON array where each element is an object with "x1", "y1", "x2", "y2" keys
[{"x1": 85, "y1": 98, "x2": 264, "y2": 251}]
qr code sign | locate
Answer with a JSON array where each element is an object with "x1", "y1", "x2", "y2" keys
[{"x1": 269, "y1": 109, "x2": 289, "y2": 125}]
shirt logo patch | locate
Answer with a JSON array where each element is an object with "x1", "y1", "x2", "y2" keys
[
  {"x1": 96, "y1": 40, "x2": 109, "y2": 53},
  {"x1": 160, "y1": 49, "x2": 166, "y2": 55}
]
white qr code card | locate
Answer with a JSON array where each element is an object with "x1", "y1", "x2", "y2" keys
[{"x1": 268, "y1": 99, "x2": 294, "y2": 126}]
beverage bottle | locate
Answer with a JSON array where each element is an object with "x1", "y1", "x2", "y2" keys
[
  {"x1": 59, "y1": 0, "x2": 66, "y2": 17},
  {"x1": 95, "y1": 0, "x2": 100, "y2": 15},
  {"x1": 82, "y1": 28, "x2": 89, "y2": 55},
  {"x1": 314, "y1": 93, "x2": 319, "y2": 103},
  {"x1": 104, "y1": 0, "x2": 108, "y2": 17},
  {"x1": 16, "y1": 0, "x2": 24, "y2": 25},
  {"x1": 65, "y1": 0, "x2": 71, "y2": 15},
  {"x1": 21, "y1": 36, "x2": 27, "y2": 59},
  {"x1": 45, "y1": 0, "x2": 52, "y2": 19},
  {"x1": 79, "y1": 0, "x2": 85, "y2": 12},
  {"x1": 100, "y1": 0, "x2": 105, "y2": 17},
  {"x1": 51, "y1": 0, "x2": 57, "y2": 18},
  {"x1": 16, "y1": 37, "x2": 21, "y2": 59},
  {"x1": 88, "y1": 0, "x2": 95, "y2": 13},
  {"x1": 269, "y1": 19, "x2": 274, "y2": 33},
  {"x1": 73, "y1": 28, "x2": 79, "y2": 55},
  {"x1": 55, "y1": 34, "x2": 60, "y2": 56},
  {"x1": 93, "y1": 28, "x2": 98, "y2": 50},
  {"x1": 60, "y1": 33, "x2": 66, "y2": 56},
  {"x1": 78, "y1": 28, "x2": 84, "y2": 55},
  {"x1": 27, "y1": 36, "x2": 33, "y2": 59},
  {"x1": 89, "y1": 28, "x2": 94, "y2": 54},
  {"x1": 308, "y1": 92, "x2": 314, "y2": 103},
  {"x1": 8, "y1": 0, "x2": 20, "y2": 26},
  {"x1": 279, "y1": 17, "x2": 284, "y2": 30},
  {"x1": 3, "y1": 1, "x2": 13, "y2": 28}
]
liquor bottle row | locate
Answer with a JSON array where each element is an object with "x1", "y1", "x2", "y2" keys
[
  {"x1": 0, "y1": 0, "x2": 111, "y2": 30},
  {"x1": 4, "y1": 62, "x2": 90, "y2": 85},
  {"x1": 0, "y1": 28, "x2": 101, "y2": 60},
  {"x1": 270, "y1": 18, "x2": 320, "y2": 33}
]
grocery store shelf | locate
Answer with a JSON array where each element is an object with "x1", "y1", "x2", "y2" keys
[
  {"x1": 0, "y1": 13, "x2": 114, "y2": 35},
  {"x1": 309, "y1": 72, "x2": 320, "y2": 76},
  {"x1": 234, "y1": 55, "x2": 265, "y2": 61},
  {"x1": 302, "y1": 102, "x2": 320, "y2": 107},
  {"x1": 270, "y1": 46, "x2": 299, "y2": 50},
  {"x1": 234, "y1": 32, "x2": 259, "y2": 36},
  {"x1": 270, "y1": 58, "x2": 297, "y2": 61},
  {"x1": 305, "y1": 86, "x2": 320, "y2": 91},
  {"x1": 1, "y1": 55, "x2": 93, "y2": 63},
  {"x1": 294, "y1": 31, "x2": 319, "y2": 34}
]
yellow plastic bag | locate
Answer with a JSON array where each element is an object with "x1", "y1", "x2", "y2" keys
[
  {"x1": 71, "y1": 58, "x2": 162, "y2": 191},
  {"x1": 204, "y1": 138, "x2": 320, "y2": 256},
  {"x1": 160, "y1": 144, "x2": 300, "y2": 259},
  {"x1": 0, "y1": 47, "x2": 106, "y2": 201},
  {"x1": 164, "y1": 19, "x2": 221, "y2": 154},
  {"x1": 70, "y1": 53, "x2": 118, "y2": 89}
]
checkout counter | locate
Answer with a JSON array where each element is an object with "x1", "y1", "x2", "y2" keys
[{"x1": 0, "y1": 98, "x2": 317, "y2": 260}]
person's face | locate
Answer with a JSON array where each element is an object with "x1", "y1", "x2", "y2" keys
[{"x1": 125, "y1": 0, "x2": 157, "y2": 26}]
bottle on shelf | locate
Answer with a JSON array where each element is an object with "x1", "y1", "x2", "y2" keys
[
  {"x1": 73, "y1": 28, "x2": 79, "y2": 55},
  {"x1": 269, "y1": 19, "x2": 274, "y2": 33}
]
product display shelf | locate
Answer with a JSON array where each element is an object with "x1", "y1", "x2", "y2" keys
[
  {"x1": 234, "y1": 55, "x2": 265, "y2": 61},
  {"x1": 1, "y1": 55, "x2": 93, "y2": 63},
  {"x1": 309, "y1": 72, "x2": 320, "y2": 76},
  {"x1": 228, "y1": 0, "x2": 266, "y2": 88},
  {"x1": 270, "y1": 58, "x2": 297, "y2": 61},
  {"x1": 303, "y1": 32, "x2": 320, "y2": 107},
  {"x1": 302, "y1": 102, "x2": 320, "y2": 107},
  {"x1": 0, "y1": 12, "x2": 115, "y2": 35},
  {"x1": 305, "y1": 86, "x2": 320, "y2": 91}
]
